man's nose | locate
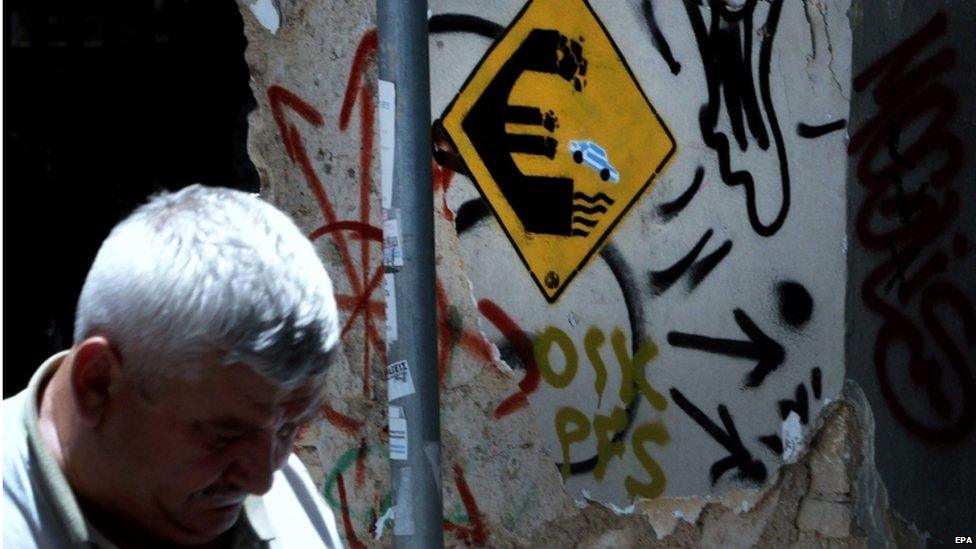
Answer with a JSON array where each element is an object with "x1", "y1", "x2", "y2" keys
[{"x1": 225, "y1": 432, "x2": 286, "y2": 496}]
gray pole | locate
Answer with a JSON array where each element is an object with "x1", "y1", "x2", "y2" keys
[{"x1": 377, "y1": 1, "x2": 443, "y2": 548}]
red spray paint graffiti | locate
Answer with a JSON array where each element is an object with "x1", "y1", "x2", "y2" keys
[
  {"x1": 478, "y1": 299, "x2": 541, "y2": 419},
  {"x1": 267, "y1": 29, "x2": 384, "y2": 399},
  {"x1": 850, "y1": 12, "x2": 975, "y2": 443},
  {"x1": 443, "y1": 463, "x2": 489, "y2": 546},
  {"x1": 336, "y1": 473, "x2": 368, "y2": 549},
  {"x1": 267, "y1": 28, "x2": 506, "y2": 548}
]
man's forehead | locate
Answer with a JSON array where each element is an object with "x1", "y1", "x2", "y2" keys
[{"x1": 164, "y1": 359, "x2": 326, "y2": 413}]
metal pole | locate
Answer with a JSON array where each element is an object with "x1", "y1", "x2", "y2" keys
[{"x1": 377, "y1": 1, "x2": 443, "y2": 547}]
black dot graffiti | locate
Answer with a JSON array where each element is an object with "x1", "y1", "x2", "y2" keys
[{"x1": 776, "y1": 281, "x2": 813, "y2": 329}]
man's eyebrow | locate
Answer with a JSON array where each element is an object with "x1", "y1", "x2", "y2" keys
[{"x1": 204, "y1": 417, "x2": 262, "y2": 432}]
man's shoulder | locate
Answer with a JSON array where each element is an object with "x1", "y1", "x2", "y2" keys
[
  {"x1": 259, "y1": 454, "x2": 344, "y2": 548},
  {"x1": 3, "y1": 390, "x2": 70, "y2": 548},
  {"x1": 3, "y1": 389, "x2": 32, "y2": 476}
]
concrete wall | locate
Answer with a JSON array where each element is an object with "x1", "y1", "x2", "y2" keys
[{"x1": 235, "y1": 0, "x2": 969, "y2": 546}]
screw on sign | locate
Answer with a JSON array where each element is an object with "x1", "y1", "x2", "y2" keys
[{"x1": 441, "y1": 0, "x2": 676, "y2": 302}]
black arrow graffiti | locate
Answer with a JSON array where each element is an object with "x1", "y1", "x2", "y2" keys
[
  {"x1": 669, "y1": 388, "x2": 767, "y2": 485},
  {"x1": 667, "y1": 309, "x2": 784, "y2": 388}
]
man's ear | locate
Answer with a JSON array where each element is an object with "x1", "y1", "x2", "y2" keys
[{"x1": 71, "y1": 336, "x2": 122, "y2": 428}]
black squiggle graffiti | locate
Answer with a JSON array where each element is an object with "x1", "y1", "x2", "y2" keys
[
  {"x1": 641, "y1": 0, "x2": 681, "y2": 75},
  {"x1": 649, "y1": 229, "x2": 732, "y2": 295},
  {"x1": 688, "y1": 241, "x2": 733, "y2": 290},
  {"x1": 656, "y1": 166, "x2": 705, "y2": 221},
  {"x1": 797, "y1": 119, "x2": 846, "y2": 138},
  {"x1": 429, "y1": 13, "x2": 503, "y2": 39},
  {"x1": 683, "y1": 0, "x2": 791, "y2": 237}
]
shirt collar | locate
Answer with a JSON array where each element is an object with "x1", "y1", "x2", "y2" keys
[{"x1": 24, "y1": 351, "x2": 278, "y2": 547}]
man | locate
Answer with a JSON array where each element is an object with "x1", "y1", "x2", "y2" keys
[{"x1": 4, "y1": 185, "x2": 345, "y2": 548}]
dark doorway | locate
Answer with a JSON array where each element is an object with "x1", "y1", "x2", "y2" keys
[{"x1": 4, "y1": 0, "x2": 258, "y2": 396}]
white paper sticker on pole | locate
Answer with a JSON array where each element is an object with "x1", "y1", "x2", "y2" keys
[
  {"x1": 387, "y1": 360, "x2": 415, "y2": 401},
  {"x1": 384, "y1": 274, "x2": 398, "y2": 345},
  {"x1": 383, "y1": 210, "x2": 404, "y2": 269},
  {"x1": 379, "y1": 79, "x2": 395, "y2": 209},
  {"x1": 389, "y1": 405, "x2": 408, "y2": 461}
]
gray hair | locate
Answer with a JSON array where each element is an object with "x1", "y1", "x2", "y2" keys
[{"x1": 74, "y1": 184, "x2": 340, "y2": 391}]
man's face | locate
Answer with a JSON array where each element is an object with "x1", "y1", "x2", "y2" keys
[{"x1": 94, "y1": 357, "x2": 324, "y2": 545}]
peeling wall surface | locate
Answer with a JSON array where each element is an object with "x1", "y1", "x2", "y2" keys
[
  {"x1": 845, "y1": 1, "x2": 976, "y2": 546},
  {"x1": 235, "y1": 0, "x2": 968, "y2": 547}
]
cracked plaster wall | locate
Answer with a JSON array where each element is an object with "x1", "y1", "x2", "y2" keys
[{"x1": 234, "y1": 0, "x2": 968, "y2": 546}]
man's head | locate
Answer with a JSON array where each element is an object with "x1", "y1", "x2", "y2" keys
[{"x1": 61, "y1": 185, "x2": 339, "y2": 544}]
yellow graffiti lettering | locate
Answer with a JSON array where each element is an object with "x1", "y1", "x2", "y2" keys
[
  {"x1": 583, "y1": 326, "x2": 608, "y2": 407},
  {"x1": 612, "y1": 328, "x2": 667, "y2": 411},
  {"x1": 555, "y1": 407, "x2": 591, "y2": 479},
  {"x1": 536, "y1": 327, "x2": 578, "y2": 388},
  {"x1": 624, "y1": 420, "x2": 669, "y2": 500},
  {"x1": 593, "y1": 406, "x2": 627, "y2": 480}
]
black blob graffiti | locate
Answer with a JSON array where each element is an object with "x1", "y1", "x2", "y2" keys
[
  {"x1": 462, "y1": 29, "x2": 593, "y2": 236},
  {"x1": 455, "y1": 198, "x2": 491, "y2": 235},
  {"x1": 670, "y1": 388, "x2": 767, "y2": 485},
  {"x1": 777, "y1": 281, "x2": 813, "y2": 329},
  {"x1": 668, "y1": 309, "x2": 785, "y2": 388}
]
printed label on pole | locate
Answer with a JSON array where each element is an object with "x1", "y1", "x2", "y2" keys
[
  {"x1": 389, "y1": 405, "x2": 408, "y2": 461},
  {"x1": 383, "y1": 210, "x2": 404, "y2": 269},
  {"x1": 379, "y1": 79, "x2": 395, "y2": 209},
  {"x1": 387, "y1": 360, "x2": 415, "y2": 401},
  {"x1": 384, "y1": 274, "x2": 398, "y2": 345}
]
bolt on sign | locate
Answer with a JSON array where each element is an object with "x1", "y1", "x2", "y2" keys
[{"x1": 442, "y1": 0, "x2": 676, "y2": 302}]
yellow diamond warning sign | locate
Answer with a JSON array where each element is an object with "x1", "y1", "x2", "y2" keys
[{"x1": 442, "y1": 0, "x2": 676, "y2": 302}]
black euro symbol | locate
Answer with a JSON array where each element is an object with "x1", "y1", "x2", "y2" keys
[{"x1": 462, "y1": 29, "x2": 613, "y2": 238}]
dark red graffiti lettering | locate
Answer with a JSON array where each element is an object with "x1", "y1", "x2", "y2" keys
[{"x1": 850, "y1": 12, "x2": 974, "y2": 442}]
